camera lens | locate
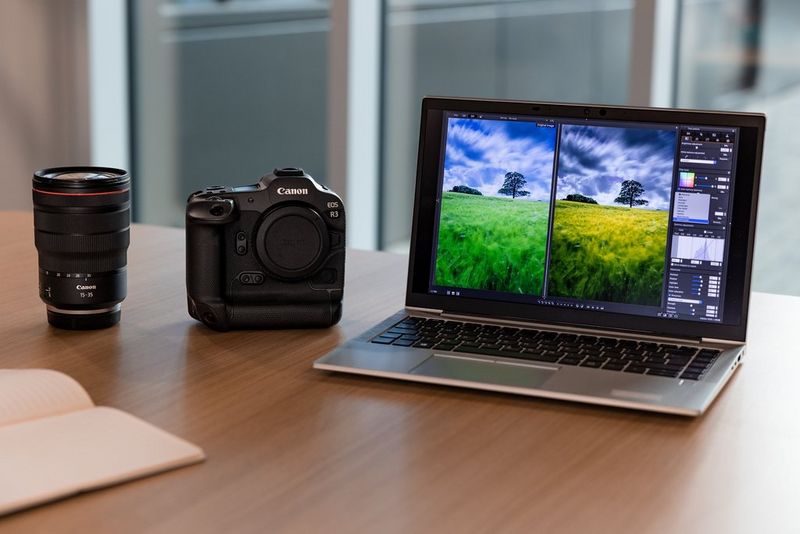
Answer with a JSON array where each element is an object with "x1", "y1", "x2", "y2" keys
[{"x1": 32, "y1": 166, "x2": 131, "y2": 329}]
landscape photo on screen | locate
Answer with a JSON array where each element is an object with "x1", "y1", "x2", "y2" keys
[
  {"x1": 434, "y1": 117, "x2": 557, "y2": 295},
  {"x1": 548, "y1": 124, "x2": 677, "y2": 306}
]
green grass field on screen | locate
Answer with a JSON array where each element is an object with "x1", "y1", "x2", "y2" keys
[{"x1": 434, "y1": 192, "x2": 550, "y2": 295}]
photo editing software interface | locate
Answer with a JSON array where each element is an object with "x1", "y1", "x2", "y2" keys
[{"x1": 429, "y1": 111, "x2": 739, "y2": 323}]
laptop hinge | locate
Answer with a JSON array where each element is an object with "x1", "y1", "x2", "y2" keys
[
  {"x1": 425, "y1": 309, "x2": 707, "y2": 345},
  {"x1": 701, "y1": 337, "x2": 742, "y2": 347}
]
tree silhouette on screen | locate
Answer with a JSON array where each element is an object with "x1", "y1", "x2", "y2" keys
[
  {"x1": 614, "y1": 180, "x2": 649, "y2": 208},
  {"x1": 497, "y1": 172, "x2": 530, "y2": 199}
]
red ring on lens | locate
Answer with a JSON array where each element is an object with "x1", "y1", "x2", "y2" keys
[{"x1": 32, "y1": 188, "x2": 129, "y2": 197}]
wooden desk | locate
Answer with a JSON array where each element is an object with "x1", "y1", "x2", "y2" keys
[{"x1": 0, "y1": 211, "x2": 798, "y2": 533}]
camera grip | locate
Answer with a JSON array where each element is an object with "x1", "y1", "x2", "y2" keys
[{"x1": 186, "y1": 198, "x2": 235, "y2": 329}]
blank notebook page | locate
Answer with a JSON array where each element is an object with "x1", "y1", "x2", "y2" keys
[
  {"x1": 0, "y1": 407, "x2": 204, "y2": 515},
  {"x1": 0, "y1": 369, "x2": 93, "y2": 427}
]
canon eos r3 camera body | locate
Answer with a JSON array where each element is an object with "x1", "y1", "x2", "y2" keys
[{"x1": 186, "y1": 168, "x2": 344, "y2": 330}]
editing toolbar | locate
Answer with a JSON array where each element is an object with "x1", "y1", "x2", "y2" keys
[{"x1": 664, "y1": 126, "x2": 737, "y2": 321}]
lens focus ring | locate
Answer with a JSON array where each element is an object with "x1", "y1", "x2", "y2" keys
[
  {"x1": 35, "y1": 229, "x2": 129, "y2": 254},
  {"x1": 35, "y1": 230, "x2": 129, "y2": 272}
]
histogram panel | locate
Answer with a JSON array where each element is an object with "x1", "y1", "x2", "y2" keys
[{"x1": 671, "y1": 235, "x2": 724, "y2": 262}]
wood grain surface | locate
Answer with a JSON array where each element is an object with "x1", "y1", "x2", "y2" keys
[{"x1": 0, "y1": 211, "x2": 798, "y2": 534}]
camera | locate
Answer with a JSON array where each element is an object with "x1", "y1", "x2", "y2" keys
[{"x1": 186, "y1": 168, "x2": 345, "y2": 331}]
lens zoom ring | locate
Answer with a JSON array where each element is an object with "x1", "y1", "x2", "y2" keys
[
  {"x1": 34, "y1": 209, "x2": 129, "y2": 234},
  {"x1": 35, "y1": 230, "x2": 129, "y2": 254}
]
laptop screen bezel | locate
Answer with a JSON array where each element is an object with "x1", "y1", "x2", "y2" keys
[{"x1": 405, "y1": 97, "x2": 765, "y2": 342}]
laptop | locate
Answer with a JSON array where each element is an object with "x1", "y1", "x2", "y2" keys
[{"x1": 314, "y1": 97, "x2": 765, "y2": 416}]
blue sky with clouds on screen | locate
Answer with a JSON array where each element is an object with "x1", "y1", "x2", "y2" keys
[
  {"x1": 442, "y1": 118, "x2": 557, "y2": 201},
  {"x1": 556, "y1": 124, "x2": 677, "y2": 210}
]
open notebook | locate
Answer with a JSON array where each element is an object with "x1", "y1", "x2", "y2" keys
[{"x1": 0, "y1": 369, "x2": 204, "y2": 516}]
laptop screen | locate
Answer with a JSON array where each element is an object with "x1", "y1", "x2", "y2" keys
[{"x1": 409, "y1": 99, "x2": 764, "y2": 341}]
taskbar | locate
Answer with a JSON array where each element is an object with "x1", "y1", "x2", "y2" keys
[{"x1": 428, "y1": 285, "x2": 722, "y2": 323}]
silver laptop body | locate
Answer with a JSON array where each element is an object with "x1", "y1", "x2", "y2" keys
[{"x1": 315, "y1": 98, "x2": 765, "y2": 416}]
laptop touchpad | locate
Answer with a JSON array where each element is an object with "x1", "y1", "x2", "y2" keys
[{"x1": 410, "y1": 355, "x2": 555, "y2": 389}]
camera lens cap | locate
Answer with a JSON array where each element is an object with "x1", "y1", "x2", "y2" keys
[{"x1": 255, "y1": 206, "x2": 329, "y2": 280}]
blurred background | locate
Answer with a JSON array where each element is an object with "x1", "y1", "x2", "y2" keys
[{"x1": 1, "y1": 0, "x2": 797, "y2": 296}]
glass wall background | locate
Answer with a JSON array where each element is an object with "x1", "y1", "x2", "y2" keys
[
  {"x1": 130, "y1": 0, "x2": 330, "y2": 226},
  {"x1": 675, "y1": 0, "x2": 800, "y2": 295},
  {"x1": 121, "y1": 0, "x2": 799, "y2": 295},
  {"x1": 380, "y1": 0, "x2": 633, "y2": 250}
]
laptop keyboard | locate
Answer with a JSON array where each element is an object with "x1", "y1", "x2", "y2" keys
[{"x1": 369, "y1": 316, "x2": 721, "y2": 381}]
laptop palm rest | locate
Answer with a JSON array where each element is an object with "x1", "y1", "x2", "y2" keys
[{"x1": 410, "y1": 355, "x2": 556, "y2": 389}]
